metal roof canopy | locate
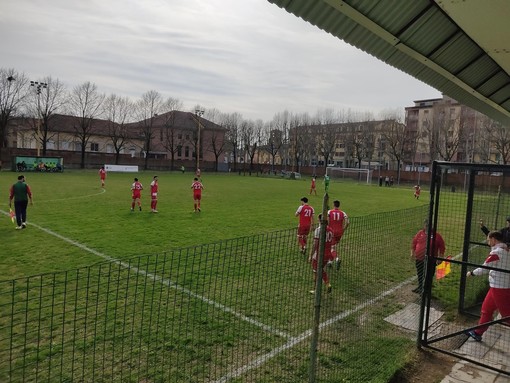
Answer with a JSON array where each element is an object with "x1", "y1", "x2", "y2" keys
[{"x1": 266, "y1": 0, "x2": 510, "y2": 125}]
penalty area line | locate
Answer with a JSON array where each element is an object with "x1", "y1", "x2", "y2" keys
[{"x1": 0, "y1": 212, "x2": 291, "y2": 340}]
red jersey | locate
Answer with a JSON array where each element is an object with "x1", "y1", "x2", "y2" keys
[
  {"x1": 191, "y1": 180, "x2": 203, "y2": 196},
  {"x1": 131, "y1": 181, "x2": 143, "y2": 198},
  {"x1": 150, "y1": 180, "x2": 158, "y2": 195},
  {"x1": 328, "y1": 208, "x2": 349, "y2": 237},
  {"x1": 312, "y1": 224, "x2": 335, "y2": 262},
  {"x1": 311, "y1": 179, "x2": 316, "y2": 188},
  {"x1": 296, "y1": 204, "x2": 314, "y2": 228},
  {"x1": 412, "y1": 230, "x2": 446, "y2": 261},
  {"x1": 99, "y1": 168, "x2": 106, "y2": 179}
]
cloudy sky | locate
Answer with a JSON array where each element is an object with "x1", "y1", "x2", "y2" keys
[{"x1": 3, "y1": 0, "x2": 440, "y2": 121}]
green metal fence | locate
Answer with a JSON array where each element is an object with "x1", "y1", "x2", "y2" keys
[{"x1": 1, "y1": 206, "x2": 428, "y2": 382}]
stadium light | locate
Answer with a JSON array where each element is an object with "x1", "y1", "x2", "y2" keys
[
  {"x1": 195, "y1": 109, "x2": 204, "y2": 172},
  {"x1": 30, "y1": 81, "x2": 48, "y2": 157}
]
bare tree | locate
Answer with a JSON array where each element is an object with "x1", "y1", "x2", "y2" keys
[
  {"x1": 0, "y1": 68, "x2": 29, "y2": 156},
  {"x1": 477, "y1": 115, "x2": 496, "y2": 163},
  {"x1": 223, "y1": 112, "x2": 243, "y2": 172},
  {"x1": 68, "y1": 82, "x2": 105, "y2": 168},
  {"x1": 491, "y1": 121, "x2": 510, "y2": 164},
  {"x1": 26, "y1": 77, "x2": 67, "y2": 156},
  {"x1": 104, "y1": 94, "x2": 133, "y2": 164},
  {"x1": 263, "y1": 121, "x2": 284, "y2": 174},
  {"x1": 159, "y1": 97, "x2": 183, "y2": 170},
  {"x1": 240, "y1": 119, "x2": 260, "y2": 175},
  {"x1": 380, "y1": 115, "x2": 408, "y2": 183},
  {"x1": 134, "y1": 90, "x2": 164, "y2": 170},
  {"x1": 272, "y1": 111, "x2": 291, "y2": 170}
]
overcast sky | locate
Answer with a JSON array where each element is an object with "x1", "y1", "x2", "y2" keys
[{"x1": 2, "y1": 0, "x2": 440, "y2": 121}]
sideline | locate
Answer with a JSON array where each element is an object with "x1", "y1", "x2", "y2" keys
[{"x1": 0, "y1": 210, "x2": 291, "y2": 339}]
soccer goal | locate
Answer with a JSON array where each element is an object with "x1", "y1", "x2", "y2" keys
[{"x1": 325, "y1": 167, "x2": 373, "y2": 184}]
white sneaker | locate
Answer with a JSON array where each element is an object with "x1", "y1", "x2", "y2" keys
[
  {"x1": 153, "y1": 210, "x2": 158, "y2": 213},
  {"x1": 21, "y1": 222, "x2": 27, "y2": 228},
  {"x1": 15, "y1": 226, "x2": 22, "y2": 230}
]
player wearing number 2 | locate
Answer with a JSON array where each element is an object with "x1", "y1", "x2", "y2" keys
[
  {"x1": 327, "y1": 200, "x2": 350, "y2": 269},
  {"x1": 191, "y1": 177, "x2": 204, "y2": 212},
  {"x1": 295, "y1": 197, "x2": 315, "y2": 254}
]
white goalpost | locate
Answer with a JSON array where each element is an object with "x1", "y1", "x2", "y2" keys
[{"x1": 325, "y1": 167, "x2": 373, "y2": 184}]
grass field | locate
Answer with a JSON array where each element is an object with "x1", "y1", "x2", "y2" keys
[
  {"x1": 0, "y1": 170, "x2": 428, "y2": 280},
  {"x1": 0, "y1": 170, "x2": 438, "y2": 382}
]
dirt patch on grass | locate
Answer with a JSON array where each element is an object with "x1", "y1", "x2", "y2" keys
[{"x1": 390, "y1": 348, "x2": 457, "y2": 383}]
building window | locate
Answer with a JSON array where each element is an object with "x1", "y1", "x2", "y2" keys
[
  {"x1": 47, "y1": 140, "x2": 55, "y2": 150},
  {"x1": 90, "y1": 143, "x2": 99, "y2": 152},
  {"x1": 185, "y1": 146, "x2": 189, "y2": 158}
]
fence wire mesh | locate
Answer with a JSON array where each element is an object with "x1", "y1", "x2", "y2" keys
[
  {"x1": 421, "y1": 162, "x2": 510, "y2": 377},
  {"x1": 1, "y1": 206, "x2": 430, "y2": 382}
]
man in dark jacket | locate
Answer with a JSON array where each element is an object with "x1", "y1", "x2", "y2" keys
[{"x1": 9, "y1": 175, "x2": 33, "y2": 229}]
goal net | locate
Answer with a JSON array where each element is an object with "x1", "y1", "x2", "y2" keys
[{"x1": 325, "y1": 167, "x2": 372, "y2": 184}]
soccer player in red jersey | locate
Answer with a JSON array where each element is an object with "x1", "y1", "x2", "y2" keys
[
  {"x1": 308, "y1": 214, "x2": 334, "y2": 294},
  {"x1": 150, "y1": 175, "x2": 159, "y2": 213},
  {"x1": 295, "y1": 197, "x2": 315, "y2": 254},
  {"x1": 309, "y1": 176, "x2": 317, "y2": 195},
  {"x1": 327, "y1": 200, "x2": 350, "y2": 269},
  {"x1": 99, "y1": 166, "x2": 107, "y2": 188},
  {"x1": 414, "y1": 184, "x2": 421, "y2": 199},
  {"x1": 191, "y1": 177, "x2": 204, "y2": 212},
  {"x1": 131, "y1": 177, "x2": 143, "y2": 211}
]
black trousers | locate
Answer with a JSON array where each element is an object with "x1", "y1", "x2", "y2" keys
[{"x1": 14, "y1": 200, "x2": 28, "y2": 226}]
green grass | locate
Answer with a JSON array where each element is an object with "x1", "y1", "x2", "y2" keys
[
  {"x1": 0, "y1": 170, "x2": 435, "y2": 382},
  {"x1": 0, "y1": 170, "x2": 427, "y2": 279}
]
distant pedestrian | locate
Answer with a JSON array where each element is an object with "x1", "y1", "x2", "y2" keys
[
  {"x1": 379, "y1": 176, "x2": 383, "y2": 187},
  {"x1": 131, "y1": 177, "x2": 143, "y2": 211},
  {"x1": 180, "y1": 165, "x2": 185, "y2": 174},
  {"x1": 9, "y1": 175, "x2": 33, "y2": 230},
  {"x1": 385, "y1": 176, "x2": 389, "y2": 186},
  {"x1": 390, "y1": 176, "x2": 394, "y2": 186}
]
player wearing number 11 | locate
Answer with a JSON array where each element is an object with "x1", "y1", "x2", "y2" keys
[{"x1": 327, "y1": 200, "x2": 349, "y2": 269}]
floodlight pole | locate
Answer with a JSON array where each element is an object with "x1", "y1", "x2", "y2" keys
[
  {"x1": 195, "y1": 109, "x2": 204, "y2": 172},
  {"x1": 30, "y1": 81, "x2": 48, "y2": 157}
]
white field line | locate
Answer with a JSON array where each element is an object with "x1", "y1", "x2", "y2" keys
[
  {"x1": 0, "y1": 210, "x2": 291, "y2": 339},
  {"x1": 213, "y1": 249, "x2": 480, "y2": 382},
  {"x1": 213, "y1": 278, "x2": 415, "y2": 383}
]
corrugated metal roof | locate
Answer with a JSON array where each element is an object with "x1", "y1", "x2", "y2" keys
[{"x1": 266, "y1": 0, "x2": 510, "y2": 125}]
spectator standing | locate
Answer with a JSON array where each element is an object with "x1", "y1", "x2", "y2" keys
[
  {"x1": 411, "y1": 219, "x2": 446, "y2": 293},
  {"x1": 9, "y1": 175, "x2": 33, "y2": 230},
  {"x1": 327, "y1": 200, "x2": 350, "y2": 269},
  {"x1": 150, "y1": 175, "x2": 159, "y2": 213},
  {"x1": 131, "y1": 178, "x2": 143, "y2": 211},
  {"x1": 385, "y1": 176, "x2": 390, "y2": 186},
  {"x1": 466, "y1": 231, "x2": 510, "y2": 341},
  {"x1": 191, "y1": 177, "x2": 204, "y2": 212},
  {"x1": 99, "y1": 166, "x2": 107, "y2": 188},
  {"x1": 295, "y1": 197, "x2": 315, "y2": 254}
]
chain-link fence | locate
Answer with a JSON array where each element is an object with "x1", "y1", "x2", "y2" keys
[
  {"x1": 420, "y1": 162, "x2": 510, "y2": 377},
  {"x1": 1, "y1": 205, "x2": 429, "y2": 382}
]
